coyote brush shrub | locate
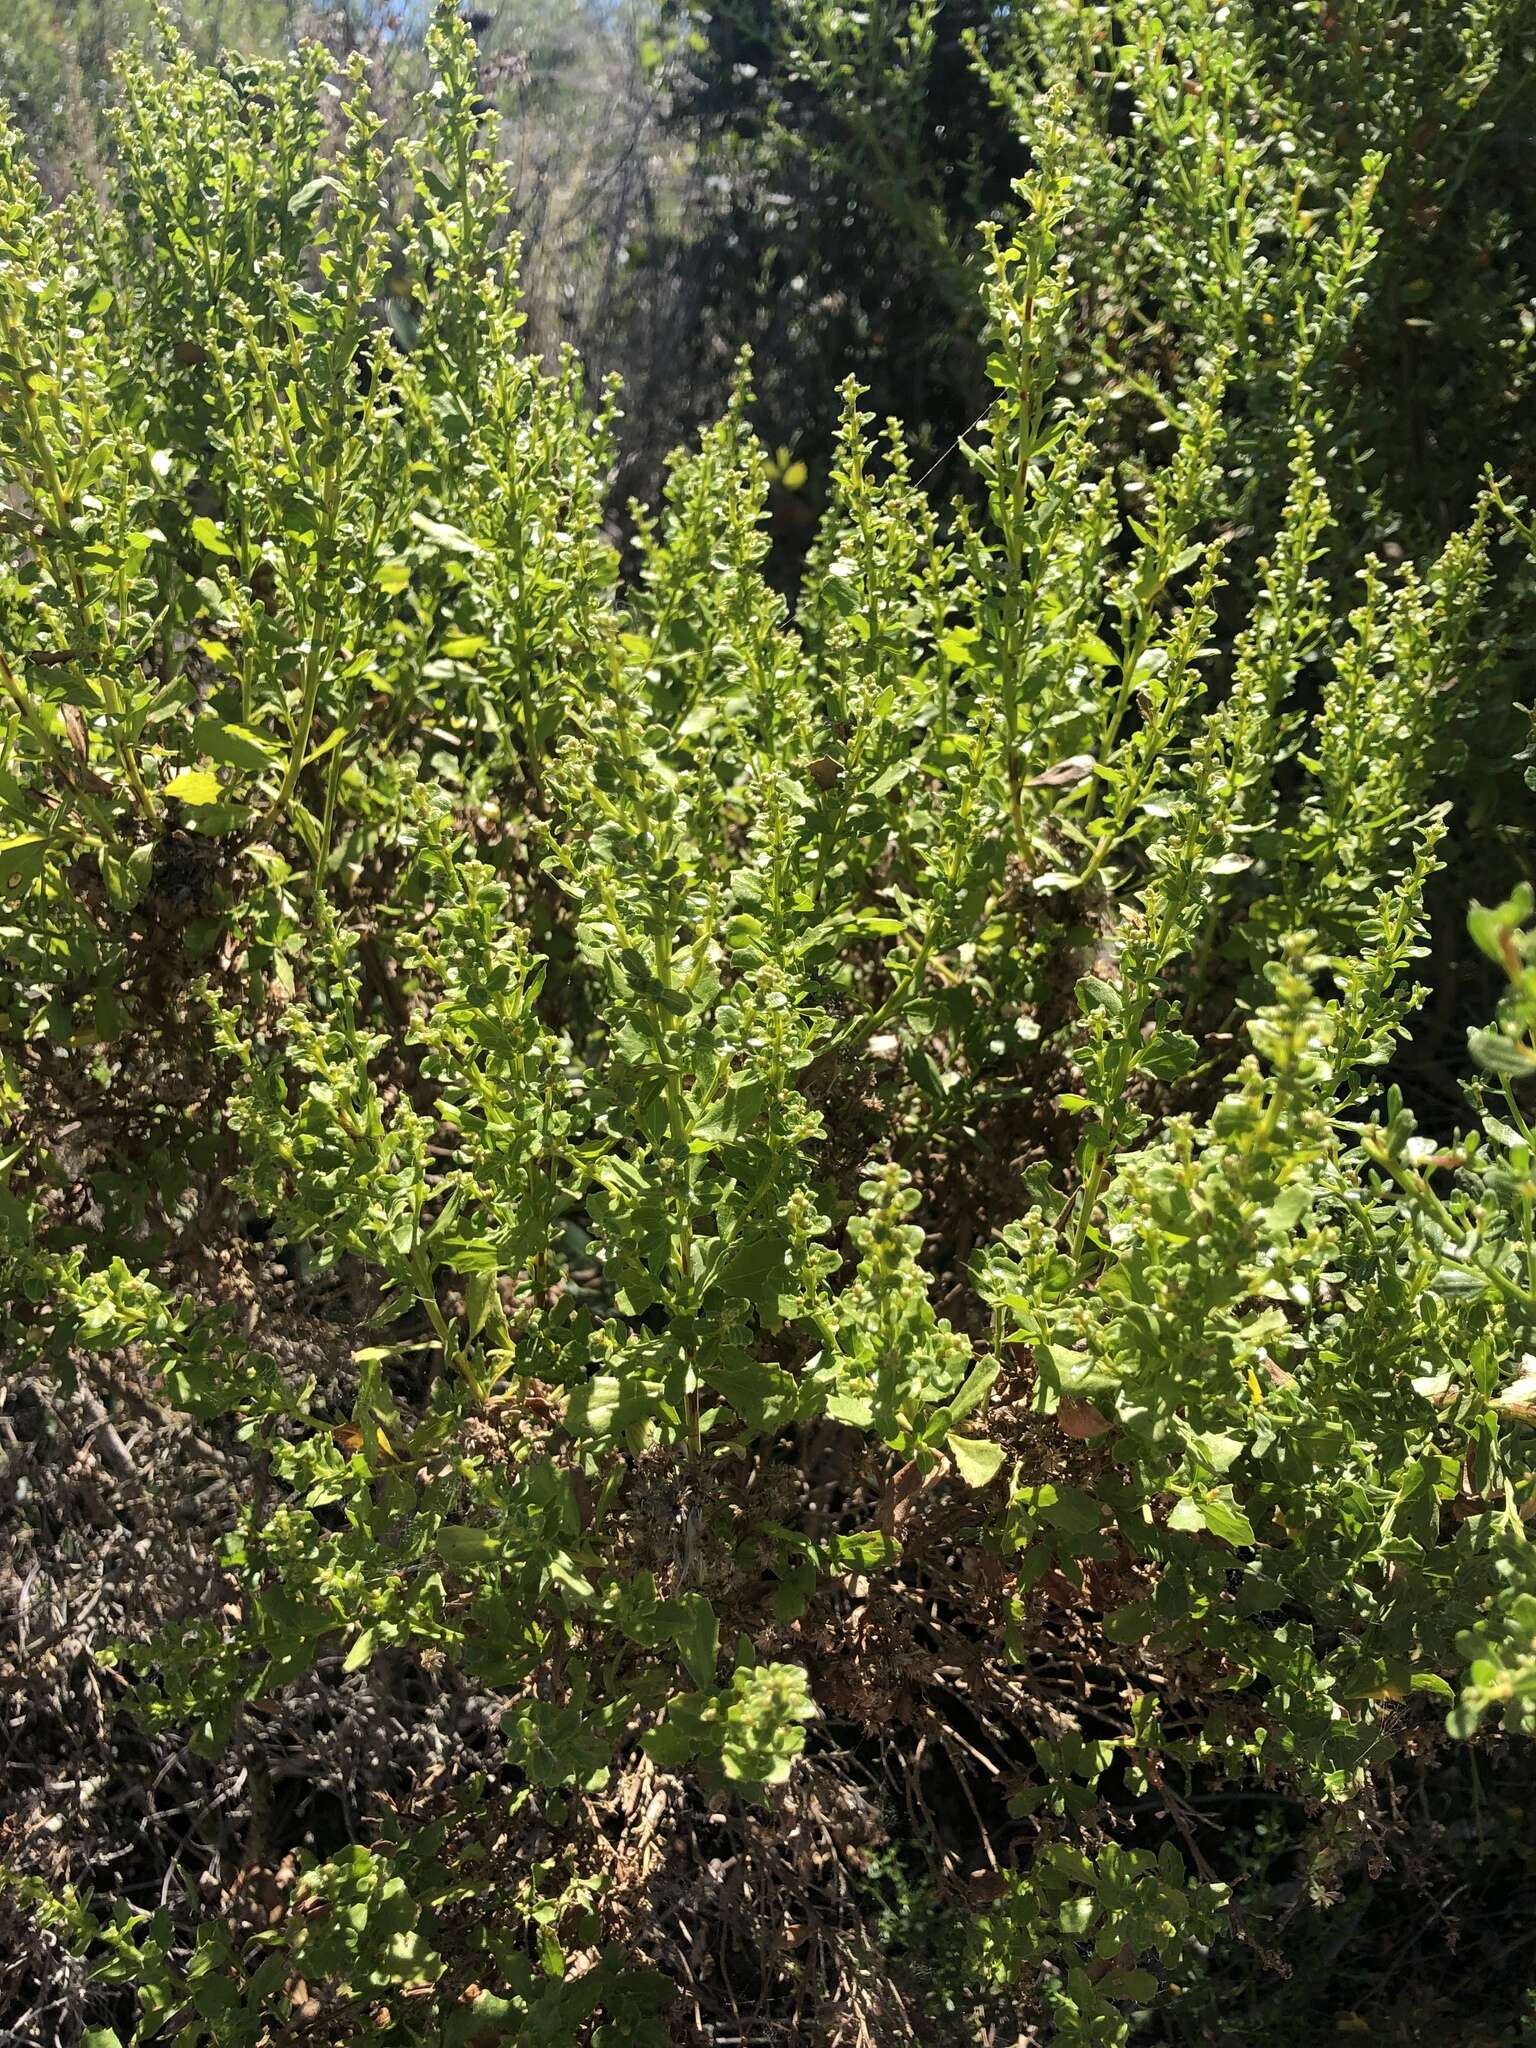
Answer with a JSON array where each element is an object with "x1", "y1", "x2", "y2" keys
[{"x1": 3, "y1": 8, "x2": 1536, "y2": 2045}]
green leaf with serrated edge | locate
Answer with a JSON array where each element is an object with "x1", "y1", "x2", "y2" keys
[
  {"x1": 190, "y1": 514, "x2": 233, "y2": 557},
  {"x1": 947, "y1": 1434, "x2": 1006, "y2": 1487},
  {"x1": 193, "y1": 716, "x2": 274, "y2": 773},
  {"x1": 1200, "y1": 1495, "x2": 1256, "y2": 1547},
  {"x1": 670, "y1": 1594, "x2": 719, "y2": 1690},
  {"x1": 163, "y1": 767, "x2": 223, "y2": 805},
  {"x1": 342, "y1": 1626, "x2": 376, "y2": 1672}
]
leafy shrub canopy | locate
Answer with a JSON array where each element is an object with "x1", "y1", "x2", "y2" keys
[{"x1": 3, "y1": 6, "x2": 1536, "y2": 2045}]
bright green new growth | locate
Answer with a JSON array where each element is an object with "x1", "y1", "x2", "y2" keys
[{"x1": 2, "y1": 5, "x2": 1534, "y2": 2044}]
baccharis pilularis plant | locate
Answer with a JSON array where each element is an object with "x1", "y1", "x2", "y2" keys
[{"x1": 3, "y1": 6, "x2": 1536, "y2": 2044}]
